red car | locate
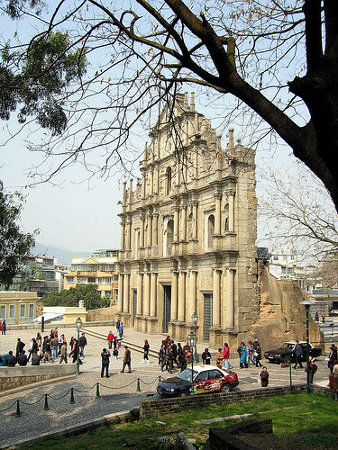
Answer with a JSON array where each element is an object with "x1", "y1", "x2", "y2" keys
[{"x1": 157, "y1": 365, "x2": 239, "y2": 397}]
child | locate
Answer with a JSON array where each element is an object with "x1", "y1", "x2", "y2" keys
[{"x1": 260, "y1": 366, "x2": 269, "y2": 387}]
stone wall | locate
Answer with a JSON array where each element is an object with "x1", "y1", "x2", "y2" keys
[
  {"x1": 140, "y1": 384, "x2": 330, "y2": 419},
  {"x1": 0, "y1": 365, "x2": 76, "y2": 392},
  {"x1": 86, "y1": 305, "x2": 118, "y2": 322},
  {"x1": 140, "y1": 385, "x2": 309, "y2": 418}
]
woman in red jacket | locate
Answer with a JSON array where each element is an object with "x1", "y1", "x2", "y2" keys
[{"x1": 222, "y1": 343, "x2": 232, "y2": 370}]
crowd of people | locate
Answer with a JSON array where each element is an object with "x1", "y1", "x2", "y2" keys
[
  {"x1": 0, "y1": 328, "x2": 87, "y2": 367},
  {"x1": 1, "y1": 322, "x2": 337, "y2": 391}
]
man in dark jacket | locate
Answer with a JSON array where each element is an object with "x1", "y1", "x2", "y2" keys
[
  {"x1": 6, "y1": 351, "x2": 16, "y2": 367},
  {"x1": 79, "y1": 332, "x2": 87, "y2": 357},
  {"x1": 16, "y1": 338, "x2": 25, "y2": 359},
  {"x1": 121, "y1": 346, "x2": 131, "y2": 373},
  {"x1": 17, "y1": 350, "x2": 28, "y2": 366},
  {"x1": 31, "y1": 353, "x2": 42, "y2": 365},
  {"x1": 101, "y1": 348, "x2": 111, "y2": 378},
  {"x1": 293, "y1": 341, "x2": 303, "y2": 369}
]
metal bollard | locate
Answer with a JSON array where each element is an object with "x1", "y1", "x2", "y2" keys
[
  {"x1": 69, "y1": 388, "x2": 75, "y2": 404},
  {"x1": 44, "y1": 394, "x2": 49, "y2": 410},
  {"x1": 96, "y1": 383, "x2": 100, "y2": 398},
  {"x1": 137, "y1": 378, "x2": 141, "y2": 392},
  {"x1": 16, "y1": 400, "x2": 21, "y2": 417}
]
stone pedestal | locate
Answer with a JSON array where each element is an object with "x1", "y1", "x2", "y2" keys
[{"x1": 209, "y1": 326, "x2": 224, "y2": 349}]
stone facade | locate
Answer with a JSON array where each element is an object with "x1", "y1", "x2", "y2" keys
[{"x1": 118, "y1": 92, "x2": 257, "y2": 348}]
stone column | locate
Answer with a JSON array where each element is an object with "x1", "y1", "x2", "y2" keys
[
  {"x1": 150, "y1": 273, "x2": 157, "y2": 317},
  {"x1": 123, "y1": 273, "x2": 130, "y2": 314},
  {"x1": 225, "y1": 268, "x2": 235, "y2": 329},
  {"x1": 171, "y1": 271, "x2": 178, "y2": 321},
  {"x1": 140, "y1": 215, "x2": 145, "y2": 248},
  {"x1": 192, "y1": 202, "x2": 198, "y2": 240},
  {"x1": 212, "y1": 269, "x2": 221, "y2": 327},
  {"x1": 147, "y1": 214, "x2": 152, "y2": 247},
  {"x1": 153, "y1": 214, "x2": 159, "y2": 246},
  {"x1": 118, "y1": 273, "x2": 124, "y2": 312},
  {"x1": 137, "y1": 272, "x2": 143, "y2": 315},
  {"x1": 144, "y1": 272, "x2": 151, "y2": 316},
  {"x1": 214, "y1": 193, "x2": 222, "y2": 235},
  {"x1": 120, "y1": 221, "x2": 126, "y2": 250},
  {"x1": 228, "y1": 190, "x2": 235, "y2": 232},
  {"x1": 174, "y1": 206, "x2": 179, "y2": 242},
  {"x1": 150, "y1": 169, "x2": 154, "y2": 196},
  {"x1": 181, "y1": 204, "x2": 187, "y2": 241},
  {"x1": 187, "y1": 270, "x2": 197, "y2": 321},
  {"x1": 178, "y1": 271, "x2": 186, "y2": 322},
  {"x1": 126, "y1": 217, "x2": 131, "y2": 250}
]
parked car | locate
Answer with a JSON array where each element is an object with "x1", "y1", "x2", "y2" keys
[
  {"x1": 156, "y1": 365, "x2": 239, "y2": 398},
  {"x1": 264, "y1": 341, "x2": 322, "y2": 364}
]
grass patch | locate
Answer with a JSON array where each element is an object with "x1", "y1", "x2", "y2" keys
[{"x1": 22, "y1": 393, "x2": 338, "y2": 449}]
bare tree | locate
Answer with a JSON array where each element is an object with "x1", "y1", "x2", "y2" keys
[
  {"x1": 0, "y1": 0, "x2": 337, "y2": 210},
  {"x1": 258, "y1": 162, "x2": 338, "y2": 264}
]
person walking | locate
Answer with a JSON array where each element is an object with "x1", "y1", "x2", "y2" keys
[
  {"x1": 59, "y1": 342, "x2": 68, "y2": 364},
  {"x1": 260, "y1": 366, "x2": 269, "y2": 387},
  {"x1": 121, "y1": 345, "x2": 131, "y2": 373},
  {"x1": 308, "y1": 356, "x2": 317, "y2": 384},
  {"x1": 178, "y1": 346, "x2": 186, "y2": 372},
  {"x1": 293, "y1": 340, "x2": 303, "y2": 369},
  {"x1": 222, "y1": 343, "x2": 231, "y2": 369},
  {"x1": 248, "y1": 341, "x2": 255, "y2": 365},
  {"x1": 119, "y1": 322, "x2": 124, "y2": 339},
  {"x1": 115, "y1": 318, "x2": 120, "y2": 334},
  {"x1": 216, "y1": 348, "x2": 223, "y2": 369},
  {"x1": 2, "y1": 319, "x2": 6, "y2": 335},
  {"x1": 142, "y1": 339, "x2": 150, "y2": 364},
  {"x1": 101, "y1": 348, "x2": 111, "y2": 378},
  {"x1": 321, "y1": 310, "x2": 326, "y2": 323},
  {"x1": 79, "y1": 332, "x2": 87, "y2": 357},
  {"x1": 107, "y1": 331, "x2": 114, "y2": 350},
  {"x1": 255, "y1": 344, "x2": 263, "y2": 367},
  {"x1": 240, "y1": 342, "x2": 248, "y2": 368}
]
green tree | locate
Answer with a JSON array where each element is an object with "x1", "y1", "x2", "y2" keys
[
  {"x1": 43, "y1": 284, "x2": 110, "y2": 310},
  {"x1": 0, "y1": 1, "x2": 337, "y2": 211},
  {"x1": 0, "y1": 181, "x2": 35, "y2": 289}
]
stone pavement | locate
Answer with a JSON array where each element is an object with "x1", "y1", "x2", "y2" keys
[{"x1": 0, "y1": 324, "x2": 333, "y2": 448}]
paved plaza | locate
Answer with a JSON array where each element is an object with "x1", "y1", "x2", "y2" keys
[{"x1": 0, "y1": 324, "x2": 333, "y2": 448}]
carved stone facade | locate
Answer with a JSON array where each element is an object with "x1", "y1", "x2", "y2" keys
[{"x1": 118, "y1": 92, "x2": 257, "y2": 348}]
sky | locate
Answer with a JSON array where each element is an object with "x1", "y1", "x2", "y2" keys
[{"x1": 1, "y1": 135, "x2": 124, "y2": 253}]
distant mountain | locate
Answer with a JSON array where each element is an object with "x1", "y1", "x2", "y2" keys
[{"x1": 32, "y1": 243, "x2": 89, "y2": 265}]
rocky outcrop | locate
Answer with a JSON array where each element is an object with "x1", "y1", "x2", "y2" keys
[{"x1": 247, "y1": 261, "x2": 322, "y2": 351}]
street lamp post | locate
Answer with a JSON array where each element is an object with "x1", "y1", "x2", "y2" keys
[
  {"x1": 300, "y1": 300, "x2": 316, "y2": 393},
  {"x1": 75, "y1": 317, "x2": 83, "y2": 375},
  {"x1": 187, "y1": 331, "x2": 196, "y2": 395},
  {"x1": 191, "y1": 312, "x2": 199, "y2": 363}
]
